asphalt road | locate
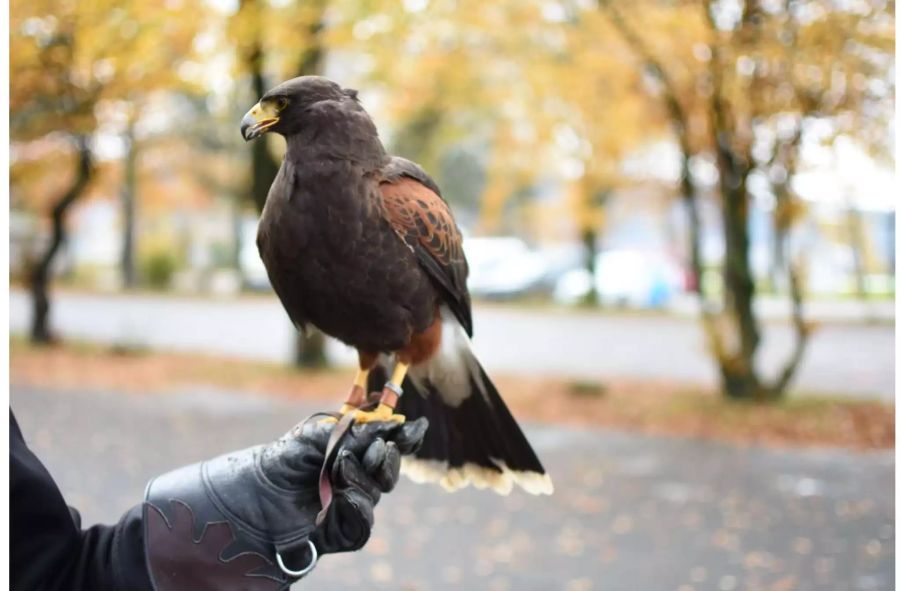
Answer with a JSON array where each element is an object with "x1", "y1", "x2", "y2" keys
[
  {"x1": 9, "y1": 289, "x2": 895, "y2": 400},
  {"x1": 10, "y1": 384, "x2": 894, "y2": 590}
]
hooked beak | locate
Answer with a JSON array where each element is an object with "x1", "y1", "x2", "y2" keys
[{"x1": 241, "y1": 100, "x2": 280, "y2": 141}]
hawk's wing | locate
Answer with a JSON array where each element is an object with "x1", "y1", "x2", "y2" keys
[{"x1": 378, "y1": 157, "x2": 473, "y2": 337}]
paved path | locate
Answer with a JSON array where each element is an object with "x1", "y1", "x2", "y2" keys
[
  {"x1": 9, "y1": 290, "x2": 895, "y2": 400},
  {"x1": 10, "y1": 385, "x2": 894, "y2": 590}
]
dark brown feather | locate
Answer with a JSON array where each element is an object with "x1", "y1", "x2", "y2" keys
[{"x1": 257, "y1": 155, "x2": 441, "y2": 355}]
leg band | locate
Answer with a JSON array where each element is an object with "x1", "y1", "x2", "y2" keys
[{"x1": 384, "y1": 381, "x2": 403, "y2": 397}]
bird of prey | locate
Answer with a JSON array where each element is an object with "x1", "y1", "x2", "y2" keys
[{"x1": 241, "y1": 76, "x2": 552, "y2": 495}]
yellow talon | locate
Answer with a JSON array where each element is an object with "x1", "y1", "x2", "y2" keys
[
  {"x1": 351, "y1": 403, "x2": 405, "y2": 424},
  {"x1": 319, "y1": 403, "x2": 358, "y2": 424},
  {"x1": 338, "y1": 403, "x2": 358, "y2": 415}
]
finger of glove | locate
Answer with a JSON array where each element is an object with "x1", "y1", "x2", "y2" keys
[
  {"x1": 362, "y1": 438, "x2": 387, "y2": 473},
  {"x1": 333, "y1": 449, "x2": 382, "y2": 506},
  {"x1": 362, "y1": 439, "x2": 402, "y2": 493},
  {"x1": 342, "y1": 421, "x2": 404, "y2": 456},
  {"x1": 313, "y1": 490, "x2": 373, "y2": 555},
  {"x1": 342, "y1": 417, "x2": 427, "y2": 456},
  {"x1": 391, "y1": 418, "x2": 429, "y2": 455}
]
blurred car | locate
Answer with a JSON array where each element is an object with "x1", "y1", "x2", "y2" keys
[
  {"x1": 463, "y1": 237, "x2": 587, "y2": 300},
  {"x1": 535, "y1": 242, "x2": 590, "y2": 289},
  {"x1": 464, "y1": 237, "x2": 547, "y2": 299},
  {"x1": 554, "y1": 249, "x2": 684, "y2": 308}
]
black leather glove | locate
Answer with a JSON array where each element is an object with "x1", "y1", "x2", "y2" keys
[{"x1": 142, "y1": 416, "x2": 427, "y2": 591}]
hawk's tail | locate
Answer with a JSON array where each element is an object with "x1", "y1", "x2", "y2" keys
[{"x1": 367, "y1": 320, "x2": 552, "y2": 496}]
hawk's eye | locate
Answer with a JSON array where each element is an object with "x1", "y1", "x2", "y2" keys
[{"x1": 275, "y1": 97, "x2": 289, "y2": 110}]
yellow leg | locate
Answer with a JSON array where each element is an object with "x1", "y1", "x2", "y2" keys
[
  {"x1": 337, "y1": 369, "x2": 369, "y2": 414},
  {"x1": 390, "y1": 362, "x2": 409, "y2": 387},
  {"x1": 356, "y1": 368, "x2": 371, "y2": 388},
  {"x1": 321, "y1": 368, "x2": 370, "y2": 423},
  {"x1": 351, "y1": 361, "x2": 408, "y2": 424}
]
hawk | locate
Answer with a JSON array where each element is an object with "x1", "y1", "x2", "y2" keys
[{"x1": 241, "y1": 76, "x2": 551, "y2": 495}]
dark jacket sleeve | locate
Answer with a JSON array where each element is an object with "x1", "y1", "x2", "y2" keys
[{"x1": 9, "y1": 409, "x2": 153, "y2": 591}]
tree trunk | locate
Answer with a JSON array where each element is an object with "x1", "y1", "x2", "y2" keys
[
  {"x1": 846, "y1": 206, "x2": 868, "y2": 299},
  {"x1": 709, "y1": 128, "x2": 762, "y2": 398},
  {"x1": 765, "y1": 177, "x2": 810, "y2": 398},
  {"x1": 703, "y1": 0, "x2": 763, "y2": 400},
  {"x1": 293, "y1": 329, "x2": 327, "y2": 367},
  {"x1": 30, "y1": 136, "x2": 94, "y2": 343},
  {"x1": 767, "y1": 257, "x2": 810, "y2": 398},
  {"x1": 604, "y1": 0, "x2": 814, "y2": 401},
  {"x1": 719, "y1": 180, "x2": 762, "y2": 399},
  {"x1": 580, "y1": 227, "x2": 599, "y2": 306},
  {"x1": 120, "y1": 118, "x2": 138, "y2": 288},
  {"x1": 680, "y1": 158, "x2": 705, "y2": 299}
]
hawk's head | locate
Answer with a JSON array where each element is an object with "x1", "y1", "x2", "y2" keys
[{"x1": 240, "y1": 76, "x2": 359, "y2": 142}]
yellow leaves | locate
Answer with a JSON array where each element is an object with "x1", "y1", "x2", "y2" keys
[
  {"x1": 350, "y1": 0, "x2": 660, "y2": 220},
  {"x1": 479, "y1": 173, "x2": 515, "y2": 234},
  {"x1": 12, "y1": 0, "x2": 892, "y2": 241},
  {"x1": 11, "y1": 0, "x2": 205, "y2": 125},
  {"x1": 10, "y1": 140, "x2": 82, "y2": 212},
  {"x1": 774, "y1": 197, "x2": 807, "y2": 231}
]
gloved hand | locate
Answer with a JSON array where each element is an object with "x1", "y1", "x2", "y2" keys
[{"x1": 142, "y1": 416, "x2": 428, "y2": 591}]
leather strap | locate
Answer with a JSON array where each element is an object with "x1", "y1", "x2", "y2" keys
[{"x1": 315, "y1": 412, "x2": 356, "y2": 526}]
